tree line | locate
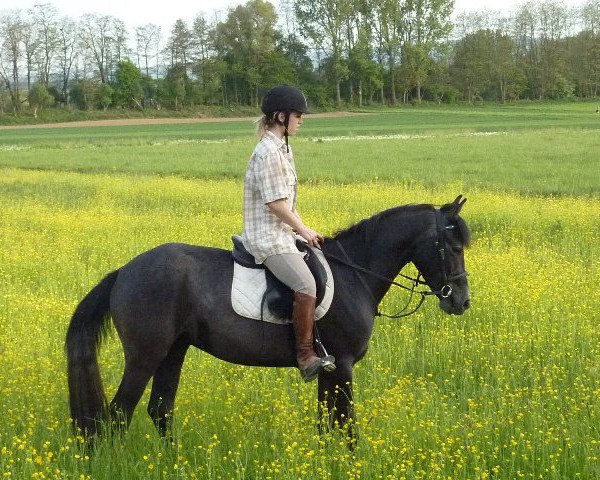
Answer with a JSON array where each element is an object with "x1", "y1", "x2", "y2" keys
[{"x1": 1, "y1": 0, "x2": 599, "y2": 114}]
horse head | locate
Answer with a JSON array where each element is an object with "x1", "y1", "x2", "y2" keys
[{"x1": 411, "y1": 195, "x2": 471, "y2": 315}]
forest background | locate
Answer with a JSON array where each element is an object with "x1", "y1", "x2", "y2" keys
[{"x1": 1, "y1": 0, "x2": 599, "y2": 121}]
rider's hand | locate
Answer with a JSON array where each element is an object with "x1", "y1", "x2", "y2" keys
[{"x1": 298, "y1": 226, "x2": 324, "y2": 247}]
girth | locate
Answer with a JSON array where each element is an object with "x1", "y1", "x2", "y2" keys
[{"x1": 231, "y1": 235, "x2": 328, "y2": 319}]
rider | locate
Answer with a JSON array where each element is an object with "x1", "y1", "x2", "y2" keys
[{"x1": 242, "y1": 84, "x2": 334, "y2": 382}]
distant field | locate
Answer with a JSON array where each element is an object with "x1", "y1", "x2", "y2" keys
[
  {"x1": 0, "y1": 103, "x2": 599, "y2": 196},
  {"x1": 0, "y1": 104, "x2": 599, "y2": 479}
]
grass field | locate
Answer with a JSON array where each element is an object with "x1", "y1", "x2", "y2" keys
[
  {"x1": 1, "y1": 104, "x2": 599, "y2": 195},
  {"x1": 0, "y1": 103, "x2": 599, "y2": 479}
]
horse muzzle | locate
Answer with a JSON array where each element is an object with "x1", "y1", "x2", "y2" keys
[{"x1": 439, "y1": 289, "x2": 471, "y2": 315}]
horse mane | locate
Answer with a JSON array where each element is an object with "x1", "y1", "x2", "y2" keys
[
  {"x1": 452, "y1": 214, "x2": 471, "y2": 247},
  {"x1": 331, "y1": 202, "x2": 471, "y2": 247},
  {"x1": 330, "y1": 204, "x2": 433, "y2": 241}
]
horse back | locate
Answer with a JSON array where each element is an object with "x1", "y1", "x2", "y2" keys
[{"x1": 109, "y1": 243, "x2": 231, "y2": 333}]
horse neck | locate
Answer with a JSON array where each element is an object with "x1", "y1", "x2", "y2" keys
[{"x1": 330, "y1": 208, "x2": 433, "y2": 306}]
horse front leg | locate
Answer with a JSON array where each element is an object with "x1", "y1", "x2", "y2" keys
[{"x1": 317, "y1": 361, "x2": 357, "y2": 448}]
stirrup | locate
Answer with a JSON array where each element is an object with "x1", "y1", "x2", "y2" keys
[
  {"x1": 314, "y1": 326, "x2": 336, "y2": 373},
  {"x1": 321, "y1": 355, "x2": 336, "y2": 373}
]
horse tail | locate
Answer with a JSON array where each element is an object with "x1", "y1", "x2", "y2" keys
[{"x1": 65, "y1": 270, "x2": 119, "y2": 437}]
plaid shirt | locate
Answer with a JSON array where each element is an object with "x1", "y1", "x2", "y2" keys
[{"x1": 242, "y1": 131, "x2": 301, "y2": 263}]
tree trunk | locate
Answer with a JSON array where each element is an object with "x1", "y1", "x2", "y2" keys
[
  {"x1": 388, "y1": 56, "x2": 397, "y2": 105},
  {"x1": 358, "y1": 79, "x2": 363, "y2": 107}
]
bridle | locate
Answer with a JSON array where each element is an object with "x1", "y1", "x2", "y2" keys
[{"x1": 322, "y1": 208, "x2": 469, "y2": 319}]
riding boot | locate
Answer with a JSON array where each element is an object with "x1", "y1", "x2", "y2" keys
[{"x1": 292, "y1": 292, "x2": 322, "y2": 382}]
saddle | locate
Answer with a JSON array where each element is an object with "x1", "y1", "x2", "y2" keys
[{"x1": 231, "y1": 235, "x2": 329, "y2": 320}]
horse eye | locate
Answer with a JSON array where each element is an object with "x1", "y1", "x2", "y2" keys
[{"x1": 449, "y1": 243, "x2": 463, "y2": 253}]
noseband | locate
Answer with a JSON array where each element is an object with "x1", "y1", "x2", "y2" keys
[{"x1": 323, "y1": 208, "x2": 468, "y2": 319}]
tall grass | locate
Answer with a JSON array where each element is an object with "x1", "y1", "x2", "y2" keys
[{"x1": 0, "y1": 168, "x2": 598, "y2": 479}]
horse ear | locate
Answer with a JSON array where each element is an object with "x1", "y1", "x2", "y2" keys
[
  {"x1": 455, "y1": 195, "x2": 467, "y2": 214},
  {"x1": 442, "y1": 195, "x2": 467, "y2": 217}
]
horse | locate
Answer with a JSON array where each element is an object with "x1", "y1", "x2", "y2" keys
[{"x1": 66, "y1": 195, "x2": 471, "y2": 442}]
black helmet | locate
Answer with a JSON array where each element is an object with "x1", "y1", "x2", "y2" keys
[{"x1": 261, "y1": 84, "x2": 308, "y2": 115}]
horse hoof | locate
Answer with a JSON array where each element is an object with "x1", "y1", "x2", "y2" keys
[{"x1": 322, "y1": 355, "x2": 336, "y2": 372}]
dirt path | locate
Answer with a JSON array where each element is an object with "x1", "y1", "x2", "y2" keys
[{"x1": 0, "y1": 111, "x2": 369, "y2": 130}]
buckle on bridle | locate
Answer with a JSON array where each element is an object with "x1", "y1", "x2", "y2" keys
[{"x1": 440, "y1": 284, "x2": 453, "y2": 298}]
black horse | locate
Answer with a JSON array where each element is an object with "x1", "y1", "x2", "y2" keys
[{"x1": 66, "y1": 195, "x2": 471, "y2": 441}]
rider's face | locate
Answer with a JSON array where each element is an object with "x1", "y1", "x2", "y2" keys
[{"x1": 284, "y1": 111, "x2": 303, "y2": 136}]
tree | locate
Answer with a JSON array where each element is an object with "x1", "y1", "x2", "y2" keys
[
  {"x1": 348, "y1": 28, "x2": 382, "y2": 106},
  {"x1": 163, "y1": 64, "x2": 187, "y2": 109},
  {"x1": 426, "y1": 52, "x2": 460, "y2": 103},
  {"x1": 193, "y1": 57, "x2": 227, "y2": 105},
  {"x1": 212, "y1": 0, "x2": 281, "y2": 106},
  {"x1": 512, "y1": 0, "x2": 570, "y2": 99},
  {"x1": 166, "y1": 19, "x2": 192, "y2": 70},
  {"x1": 399, "y1": 43, "x2": 431, "y2": 102},
  {"x1": 564, "y1": 29, "x2": 599, "y2": 97},
  {"x1": 136, "y1": 24, "x2": 162, "y2": 80},
  {"x1": 27, "y1": 82, "x2": 54, "y2": 117},
  {"x1": 69, "y1": 79, "x2": 100, "y2": 109},
  {"x1": 491, "y1": 31, "x2": 525, "y2": 101},
  {"x1": 78, "y1": 13, "x2": 122, "y2": 83},
  {"x1": 402, "y1": 0, "x2": 454, "y2": 102},
  {"x1": 0, "y1": 10, "x2": 26, "y2": 110},
  {"x1": 582, "y1": 0, "x2": 600, "y2": 34},
  {"x1": 56, "y1": 17, "x2": 77, "y2": 104},
  {"x1": 191, "y1": 14, "x2": 212, "y2": 91},
  {"x1": 21, "y1": 19, "x2": 38, "y2": 91},
  {"x1": 278, "y1": 34, "x2": 317, "y2": 87},
  {"x1": 30, "y1": 3, "x2": 60, "y2": 86},
  {"x1": 295, "y1": 0, "x2": 351, "y2": 106},
  {"x1": 135, "y1": 24, "x2": 162, "y2": 80},
  {"x1": 111, "y1": 19, "x2": 129, "y2": 69},
  {"x1": 98, "y1": 83, "x2": 113, "y2": 110},
  {"x1": 451, "y1": 29, "x2": 494, "y2": 102},
  {"x1": 342, "y1": 0, "x2": 378, "y2": 105},
  {"x1": 191, "y1": 15, "x2": 211, "y2": 62},
  {"x1": 371, "y1": 0, "x2": 407, "y2": 104},
  {"x1": 113, "y1": 60, "x2": 143, "y2": 108},
  {"x1": 537, "y1": 0, "x2": 569, "y2": 98},
  {"x1": 139, "y1": 74, "x2": 159, "y2": 108}
]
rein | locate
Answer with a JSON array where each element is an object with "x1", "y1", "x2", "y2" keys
[
  {"x1": 322, "y1": 208, "x2": 468, "y2": 319},
  {"x1": 322, "y1": 244, "x2": 434, "y2": 319}
]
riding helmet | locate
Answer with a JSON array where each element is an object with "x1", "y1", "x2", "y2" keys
[{"x1": 261, "y1": 84, "x2": 309, "y2": 115}]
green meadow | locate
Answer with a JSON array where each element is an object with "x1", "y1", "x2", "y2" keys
[
  {"x1": 0, "y1": 103, "x2": 599, "y2": 479},
  {"x1": 1, "y1": 104, "x2": 599, "y2": 195}
]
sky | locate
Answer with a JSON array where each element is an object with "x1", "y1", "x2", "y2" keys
[{"x1": 9, "y1": 0, "x2": 588, "y2": 34}]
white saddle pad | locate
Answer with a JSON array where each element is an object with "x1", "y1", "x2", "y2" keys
[{"x1": 231, "y1": 248, "x2": 334, "y2": 324}]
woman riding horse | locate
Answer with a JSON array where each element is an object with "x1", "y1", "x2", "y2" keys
[{"x1": 242, "y1": 84, "x2": 334, "y2": 381}]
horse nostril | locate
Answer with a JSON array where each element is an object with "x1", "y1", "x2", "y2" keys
[{"x1": 463, "y1": 299, "x2": 471, "y2": 310}]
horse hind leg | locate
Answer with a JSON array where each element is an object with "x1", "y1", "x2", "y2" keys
[
  {"x1": 109, "y1": 356, "x2": 162, "y2": 433},
  {"x1": 147, "y1": 337, "x2": 190, "y2": 437}
]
